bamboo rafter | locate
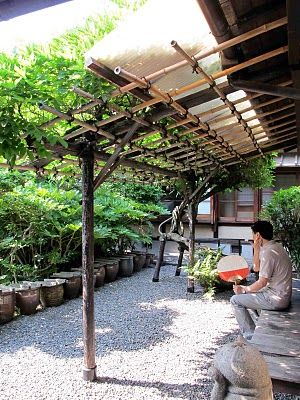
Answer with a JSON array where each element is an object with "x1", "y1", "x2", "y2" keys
[
  {"x1": 114, "y1": 67, "x2": 245, "y2": 165},
  {"x1": 86, "y1": 17, "x2": 287, "y2": 103},
  {"x1": 172, "y1": 41, "x2": 263, "y2": 156}
]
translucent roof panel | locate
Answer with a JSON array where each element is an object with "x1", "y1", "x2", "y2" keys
[{"x1": 86, "y1": 0, "x2": 220, "y2": 93}]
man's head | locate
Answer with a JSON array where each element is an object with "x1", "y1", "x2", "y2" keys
[{"x1": 251, "y1": 220, "x2": 273, "y2": 241}]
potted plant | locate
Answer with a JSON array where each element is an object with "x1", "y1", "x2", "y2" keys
[{"x1": 185, "y1": 247, "x2": 227, "y2": 298}]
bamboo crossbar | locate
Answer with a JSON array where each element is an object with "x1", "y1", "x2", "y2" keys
[
  {"x1": 39, "y1": 103, "x2": 115, "y2": 141},
  {"x1": 127, "y1": 82, "x2": 292, "y2": 152},
  {"x1": 172, "y1": 41, "x2": 262, "y2": 155},
  {"x1": 206, "y1": 95, "x2": 285, "y2": 126},
  {"x1": 234, "y1": 125, "x2": 295, "y2": 150},
  {"x1": 213, "y1": 103, "x2": 295, "y2": 138},
  {"x1": 39, "y1": 100, "x2": 100, "y2": 129},
  {"x1": 208, "y1": 101, "x2": 294, "y2": 131},
  {"x1": 115, "y1": 67, "x2": 246, "y2": 164},
  {"x1": 239, "y1": 131, "x2": 296, "y2": 153},
  {"x1": 111, "y1": 46, "x2": 288, "y2": 126},
  {"x1": 91, "y1": 17, "x2": 287, "y2": 102},
  {"x1": 223, "y1": 117, "x2": 296, "y2": 147}
]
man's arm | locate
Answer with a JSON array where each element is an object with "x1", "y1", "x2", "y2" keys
[
  {"x1": 252, "y1": 239, "x2": 261, "y2": 272},
  {"x1": 234, "y1": 276, "x2": 269, "y2": 294}
]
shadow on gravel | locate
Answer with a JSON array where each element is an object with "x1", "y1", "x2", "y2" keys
[
  {"x1": 0, "y1": 267, "x2": 186, "y2": 359},
  {"x1": 0, "y1": 264, "x2": 236, "y2": 364},
  {"x1": 96, "y1": 376, "x2": 212, "y2": 400}
]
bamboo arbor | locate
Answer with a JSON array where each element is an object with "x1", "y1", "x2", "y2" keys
[{"x1": 1, "y1": 11, "x2": 296, "y2": 381}]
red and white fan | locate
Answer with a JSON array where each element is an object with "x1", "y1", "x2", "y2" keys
[{"x1": 217, "y1": 254, "x2": 249, "y2": 284}]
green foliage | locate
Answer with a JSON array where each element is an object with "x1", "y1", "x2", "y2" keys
[
  {"x1": 107, "y1": 181, "x2": 165, "y2": 204},
  {"x1": 0, "y1": 173, "x2": 82, "y2": 281},
  {"x1": 170, "y1": 155, "x2": 275, "y2": 204},
  {"x1": 0, "y1": 8, "x2": 128, "y2": 164},
  {"x1": 110, "y1": 0, "x2": 148, "y2": 11},
  {"x1": 94, "y1": 183, "x2": 166, "y2": 254},
  {"x1": 260, "y1": 186, "x2": 300, "y2": 272},
  {"x1": 213, "y1": 155, "x2": 275, "y2": 192},
  {"x1": 185, "y1": 247, "x2": 223, "y2": 298},
  {"x1": 0, "y1": 170, "x2": 166, "y2": 283}
]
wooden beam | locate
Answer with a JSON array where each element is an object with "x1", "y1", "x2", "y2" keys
[
  {"x1": 81, "y1": 142, "x2": 96, "y2": 382},
  {"x1": 93, "y1": 122, "x2": 140, "y2": 190},
  {"x1": 287, "y1": 0, "x2": 300, "y2": 154},
  {"x1": 230, "y1": 79, "x2": 300, "y2": 100}
]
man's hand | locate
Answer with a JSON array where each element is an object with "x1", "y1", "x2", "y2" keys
[{"x1": 233, "y1": 284, "x2": 246, "y2": 294}]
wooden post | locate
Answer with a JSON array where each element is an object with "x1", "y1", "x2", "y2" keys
[
  {"x1": 175, "y1": 244, "x2": 185, "y2": 276},
  {"x1": 81, "y1": 142, "x2": 97, "y2": 382},
  {"x1": 187, "y1": 200, "x2": 197, "y2": 293},
  {"x1": 152, "y1": 235, "x2": 167, "y2": 282}
]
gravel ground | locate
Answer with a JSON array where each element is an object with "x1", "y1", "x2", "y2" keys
[{"x1": 0, "y1": 261, "x2": 297, "y2": 400}]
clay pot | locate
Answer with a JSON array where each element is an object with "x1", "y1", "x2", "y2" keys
[
  {"x1": 131, "y1": 251, "x2": 147, "y2": 271},
  {"x1": 104, "y1": 261, "x2": 119, "y2": 283},
  {"x1": 95, "y1": 258, "x2": 119, "y2": 283},
  {"x1": 93, "y1": 265, "x2": 106, "y2": 288},
  {"x1": 39, "y1": 279, "x2": 65, "y2": 307},
  {"x1": 0, "y1": 289, "x2": 15, "y2": 324},
  {"x1": 15, "y1": 286, "x2": 40, "y2": 315},
  {"x1": 51, "y1": 273, "x2": 82, "y2": 299},
  {"x1": 118, "y1": 255, "x2": 134, "y2": 277}
]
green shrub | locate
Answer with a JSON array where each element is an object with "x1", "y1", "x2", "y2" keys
[
  {"x1": 261, "y1": 186, "x2": 300, "y2": 272},
  {"x1": 185, "y1": 247, "x2": 223, "y2": 298}
]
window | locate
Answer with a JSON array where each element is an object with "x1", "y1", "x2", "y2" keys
[
  {"x1": 218, "y1": 188, "x2": 256, "y2": 222},
  {"x1": 237, "y1": 188, "x2": 254, "y2": 219},
  {"x1": 197, "y1": 197, "x2": 212, "y2": 222},
  {"x1": 219, "y1": 192, "x2": 235, "y2": 218},
  {"x1": 261, "y1": 174, "x2": 298, "y2": 206},
  {"x1": 197, "y1": 198, "x2": 211, "y2": 214}
]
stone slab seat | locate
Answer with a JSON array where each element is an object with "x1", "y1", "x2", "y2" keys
[{"x1": 250, "y1": 278, "x2": 300, "y2": 395}]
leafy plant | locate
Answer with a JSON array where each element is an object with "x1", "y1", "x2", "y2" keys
[
  {"x1": 185, "y1": 247, "x2": 223, "y2": 298},
  {"x1": 260, "y1": 186, "x2": 300, "y2": 273}
]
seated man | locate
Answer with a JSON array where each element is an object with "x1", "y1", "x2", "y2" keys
[{"x1": 230, "y1": 220, "x2": 292, "y2": 340}]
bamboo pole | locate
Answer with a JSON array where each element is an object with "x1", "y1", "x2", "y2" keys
[
  {"x1": 128, "y1": 80, "x2": 292, "y2": 152},
  {"x1": 115, "y1": 67, "x2": 245, "y2": 164},
  {"x1": 235, "y1": 126, "x2": 296, "y2": 151},
  {"x1": 197, "y1": 80, "x2": 292, "y2": 120},
  {"x1": 210, "y1": 99, "x2": 293, "y2": 131},
  {"x1": 219, "y1": 111, "x2": 296, "y2": 143},
  {"x1": 40, "y1": 100, "x2": 100, "y2": 129},
  {"x1": 228, "y1": 121, "x2": 296, "y2": 148},
  {"x1": 86, "y1": 18, "x2": 287, "y2": 101},
  {"x1": 168, "y1": 46, "x2": 288, "y2": 98},
  {"x1": 172, "y1": 41, "x2": 262, "y2": 155},
  {"x1": 93, "y1": 122, "x2": 140, "y2": 190},
  {"x1": 239, "y1": 131, "x2": 296, "y2": 153},
  {"x1": 114, "y1": 46, "x2": 288, "y2": 114},
  {"x1": 213, "y1": 104, "x2": 295, "y2": 138},
  {"x1": 39, "y1": 103, "x2": 115, "y2": 141}
]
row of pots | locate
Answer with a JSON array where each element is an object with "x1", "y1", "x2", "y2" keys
[{"x1": 0, "y1": 251, "x2": 155, "y2": 325}]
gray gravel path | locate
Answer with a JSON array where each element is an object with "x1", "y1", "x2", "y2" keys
[{"x1": 0, "y1": 263, "x2": 296, "y2": 399}]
